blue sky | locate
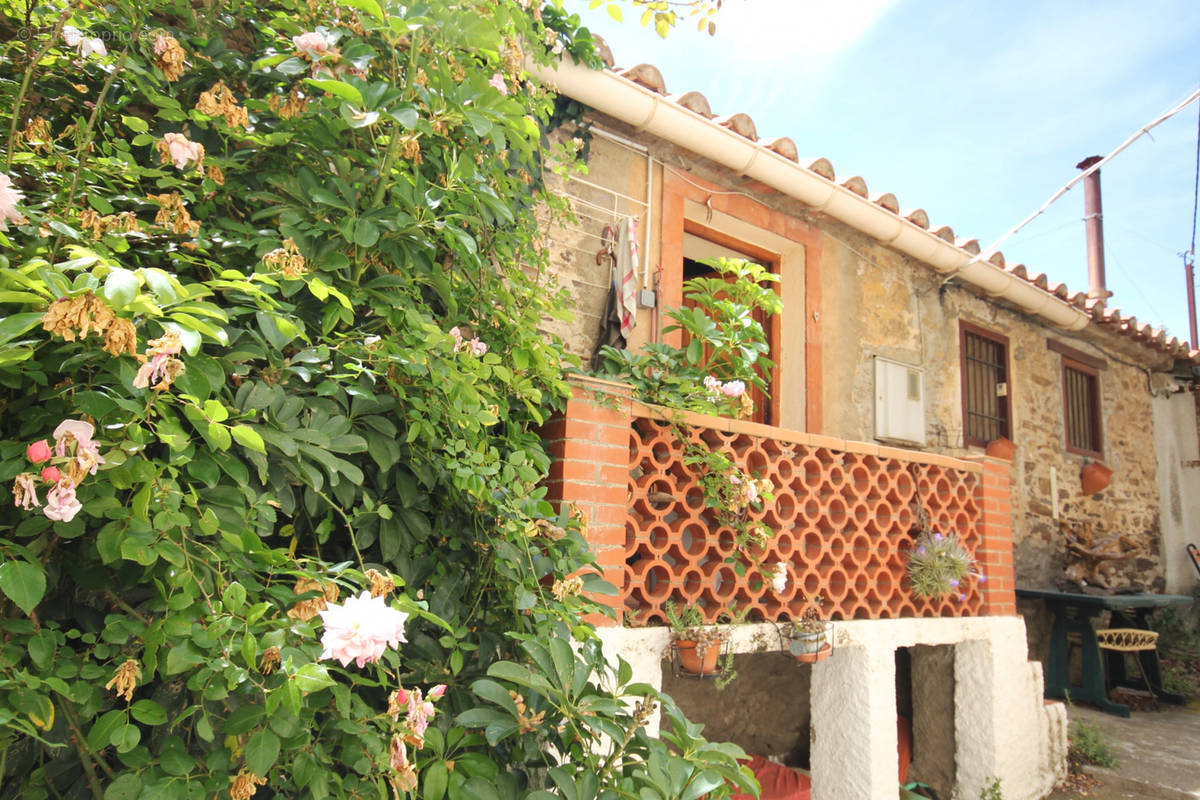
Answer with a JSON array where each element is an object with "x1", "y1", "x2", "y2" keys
[{"x1": 567, "y1": 0, "x2": 1200, "y2": 345}]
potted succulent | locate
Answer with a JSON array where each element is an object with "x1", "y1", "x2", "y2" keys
[
  {"x1": 787, "y1": 596, "x2": 833, "y2": 663},
  {"x1": 664, "y1": 600, "x2": 728, "y2": 678}
]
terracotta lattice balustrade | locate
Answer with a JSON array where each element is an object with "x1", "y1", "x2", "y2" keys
[{"x1": 543, "y1": 377, "x2": 1018, "y2": 627}]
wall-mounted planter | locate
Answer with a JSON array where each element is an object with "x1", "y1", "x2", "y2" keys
[
  {"x1": 985, "y1": 437, "x2": 1016, "y2": 460},
  {"x1": 674, "y1": 638, "x2": 724, "y2": 676},
  {"x1": 1080, "y1": 461, "x2": 1112, "y2": 496},
  {"x1": 787, "y1": 622, "x2": 834, "y2": 664}
]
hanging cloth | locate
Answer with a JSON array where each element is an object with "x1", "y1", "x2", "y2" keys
[
  {"x1": 617, "y1": 217, "x2": 640, "y2": 339},
  {"x1": 591, "y1": 225, "x2": 624, "y2": 370}
]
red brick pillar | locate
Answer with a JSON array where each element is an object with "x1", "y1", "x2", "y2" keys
[
  {"x1": 542, "y1": 376, "x2": 632, "y2": 625},
  {"x1": 966, "y1": 455, "x2": 1017, "y2": 615}
]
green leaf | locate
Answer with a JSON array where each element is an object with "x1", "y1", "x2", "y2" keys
[
  {"x1": 206, "y1": 422, "x2": 232, "y2": 451},
  {"x1": 353, "y1": 218, "x2": 379, "y2": 247},
  {"x1": 121, "y1": 115, "x2": 149, "y2": 133},
  {"x1": 88, "y1": 709, "x2": 126, "y2": 751},
  {"x1": 28, "y1": 629, "x2": 56, "y2": 669},
  {"x1": 203, "y1": 399, "x2": 229, "y2": 422},
  {"x1": 292, "y1": 662, "x2": 336, "y2": 693},
  {"x1": 130, "y1": 699, "x2": 168, "y2": 725},
  {"x1": 104, "y1": 773, "x2": 143, "y2": 800},
  {"x1": 223, "y1": 581, "x2": 246, "y2": 613},
  {"x1": 103, "y1": 267, "x2": 140, "y2": 309},
  {"x1": 606, "y1": 2, "x2": 623, "y2": 22},
  {"x1": 231, "y1": 425, "x2": 266, "y2": 453},
  {"x1": 0, "y1": 312, "x2": 45, "y2": 346},
  {"x1": 245, "y1": 729, "x2": 281, "y2": 775},
  {"x1": 0, "y1": 559, "x2": 46, "y2": 616},
  {"x1": 424, "y1": 761, "x2": 449, "y2": 800},
  {"x1": 111, "y1": 723, "x2": 140, "y2": 753},
  {"x1": 342, "y1": 0, "x2": 384, "y2": 20},
  {"x1": 304, "y1": 79, "x2": 364, "y2": 105}
]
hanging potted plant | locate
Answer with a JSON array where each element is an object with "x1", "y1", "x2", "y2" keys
[
  {"x1": 905, "y1": 503, "x2": 985, "y2": 602},
  {"x1": 664, "y1": 600, "x2": 729, "y2": 679},
  {"x1": 787, "y1": 596, "x2": 833, "y2": 663}
]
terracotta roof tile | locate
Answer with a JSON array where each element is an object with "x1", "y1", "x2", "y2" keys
[
  {"x1": 593, "y1": 35, "x2": 615, "y2": 68},
  {"x1": 1006, "y1": 263, "x2": 1028, "y2": 279},
  {"x1": 902, "y1": 208, "x2": 929, "y2": 229},
  {"x1": 955, "y1": 237, "x2": 980, "y2": 255},
  {"x1": 871, "y1": 192, "x2": 899, "y2": 214},
  {"x1": 668, "y1": 91, "x2": 714, "y2": 118},
  {"x1": 931, "y1": 224, "x2": 955, "y2": 243},
  {"x1": 618, "y1": 64, "x2": 666, "y2": 94},
  {"x1": 715, "y1": 112, "x2": 757, "y2": 140},
  {"x1": 762, "y1": 136, "x2": 798, "y2": 162},
  {"x1": 801, "y1": 157, "x2": 835, "y2": 181},
  {"x1": 987, "y1": 251, "x2": 1005, "y2": 268},
  {"x1": 840, "y1": 175, "x2": 868, "y2": 198}
]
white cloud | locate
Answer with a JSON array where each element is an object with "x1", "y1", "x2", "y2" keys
[{"x1": 717, "y1": 0, "x2": 899, "y2": 61}]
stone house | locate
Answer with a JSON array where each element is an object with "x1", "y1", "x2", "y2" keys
[{"x1": 530, "y1": 43, "x2": 1199, "y2": 800}]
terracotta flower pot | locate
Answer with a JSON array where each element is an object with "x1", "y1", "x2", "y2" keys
[
  {"x1": 1080, "y1": 461, "x2": 1112, "y2": 496},
  {"x1": 985, "y1": 437, "x2": 1016, "y2": 460},
  {"x1": 675, "y1": 638, "x2": 722, "y2": 676},
  {"x1": 791, "y1": 642, "x2": 832, "y2": 664}
]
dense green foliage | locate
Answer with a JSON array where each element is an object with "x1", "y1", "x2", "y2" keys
[{"x1": 0, "y1": 1, "x2": 754, "y2": 797}]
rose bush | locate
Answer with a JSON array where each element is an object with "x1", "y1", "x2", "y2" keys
[{"x1": 0, "y1": 1, "x2": 754, "y2": 798}]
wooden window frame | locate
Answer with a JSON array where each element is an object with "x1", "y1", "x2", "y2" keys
[
  {"x1": 959, "y1": 322, "x2": 1011, "y2": 448},
  {"x1": 1046, "y1": 340, "x2": 1105, "y2": 458},
  {"x1": 1061, "y1": 360, "x2": 1103, "y2": 459}
]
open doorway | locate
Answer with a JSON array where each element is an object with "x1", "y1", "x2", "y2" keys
[{"x1": 682, "y1": 222, "x2": 781, "y2": 425}]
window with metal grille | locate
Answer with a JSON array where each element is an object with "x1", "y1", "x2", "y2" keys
[
  {"x1": 960, "y1": 324, "x2": 1010, "y2": 447},
  {"x1": 1063, "y1": 360, "x2": 1102, "y2": 456}
]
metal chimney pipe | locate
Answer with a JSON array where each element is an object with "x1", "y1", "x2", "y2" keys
[{"x1": 1076, "y1": 155, "x2": 1109, "y2": 300}]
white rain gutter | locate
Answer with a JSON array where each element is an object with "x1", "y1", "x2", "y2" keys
[{"x1": 533, "y1": 58, "x2": 1090, "y2": 332}]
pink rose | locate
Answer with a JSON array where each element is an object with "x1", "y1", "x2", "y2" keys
[
  {"x1": 318, "y1": 591, "x2": 409, "y2": 668},
  {"x1": 41, "y1": 466, "x2": 61, "y2": 484},
  {"x1": 12, "y1": 474, "x2": 39, "y2": 510},
  {"x1": 26, "y1": 440, "x2": 52, "y2": 463},
  {"x1": 721, "y1": 380, "x2": 746, "y2": 398},
  {"x1": 488, "y1": 73, "x2": 508, "y2": 96},
  {"x1": 0, "y1": 173, "x2": 27, "y2": 231},
  {"x1": 293, "y1": 31, "x2": 330, "y2": 57},
  {"x1": 161, "y1": 132, "x2": 204, "y2": 171},
  {"x1": 54, "y1": 419, "x2": 96, "y2": 456},
  {"x1": 469, "y1": 338, "x2": 488, "y2": 356},
  {"x1": 78, "y1": 36, "x2": 107, "y2": 58},
  {"x1": 44, "y1": 479, "x2": 82, "y2": 522},
  {"x1": 428, "y1": 684, "x2": 446, "y2": 699}
]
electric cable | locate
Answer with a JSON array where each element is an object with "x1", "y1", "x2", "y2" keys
[{"x1": 971, "y1": 83, "x2": 1200, "y2": 264}]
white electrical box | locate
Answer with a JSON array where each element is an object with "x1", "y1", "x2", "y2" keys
[{"x1": 874, "y1": 356, "x2": 926, "y2": 446}]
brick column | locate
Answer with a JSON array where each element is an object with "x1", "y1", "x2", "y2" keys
[
  {"x1": 966, "y1": 455, "x2": 1017, "y2": 615},
  {"x1": 542, "y1": 376, "x2": 632, "y2": 626}
]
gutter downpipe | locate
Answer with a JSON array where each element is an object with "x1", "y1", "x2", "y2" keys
[{"x1": 533, "y1": 58, "x2": 1091, "y2": 332}]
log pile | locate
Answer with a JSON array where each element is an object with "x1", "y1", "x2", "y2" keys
[{"x1": 1061, "y1": 520, "x2": 1144, "y2": 592}]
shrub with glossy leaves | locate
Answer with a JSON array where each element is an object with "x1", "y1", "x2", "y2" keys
[{"x1": 0, "y1": 1, "x2": 754, "y2": 798}]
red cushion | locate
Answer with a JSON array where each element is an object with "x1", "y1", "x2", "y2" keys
[{"x1": 732, "y1": 756, "x2": 811, "y2": 800}]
